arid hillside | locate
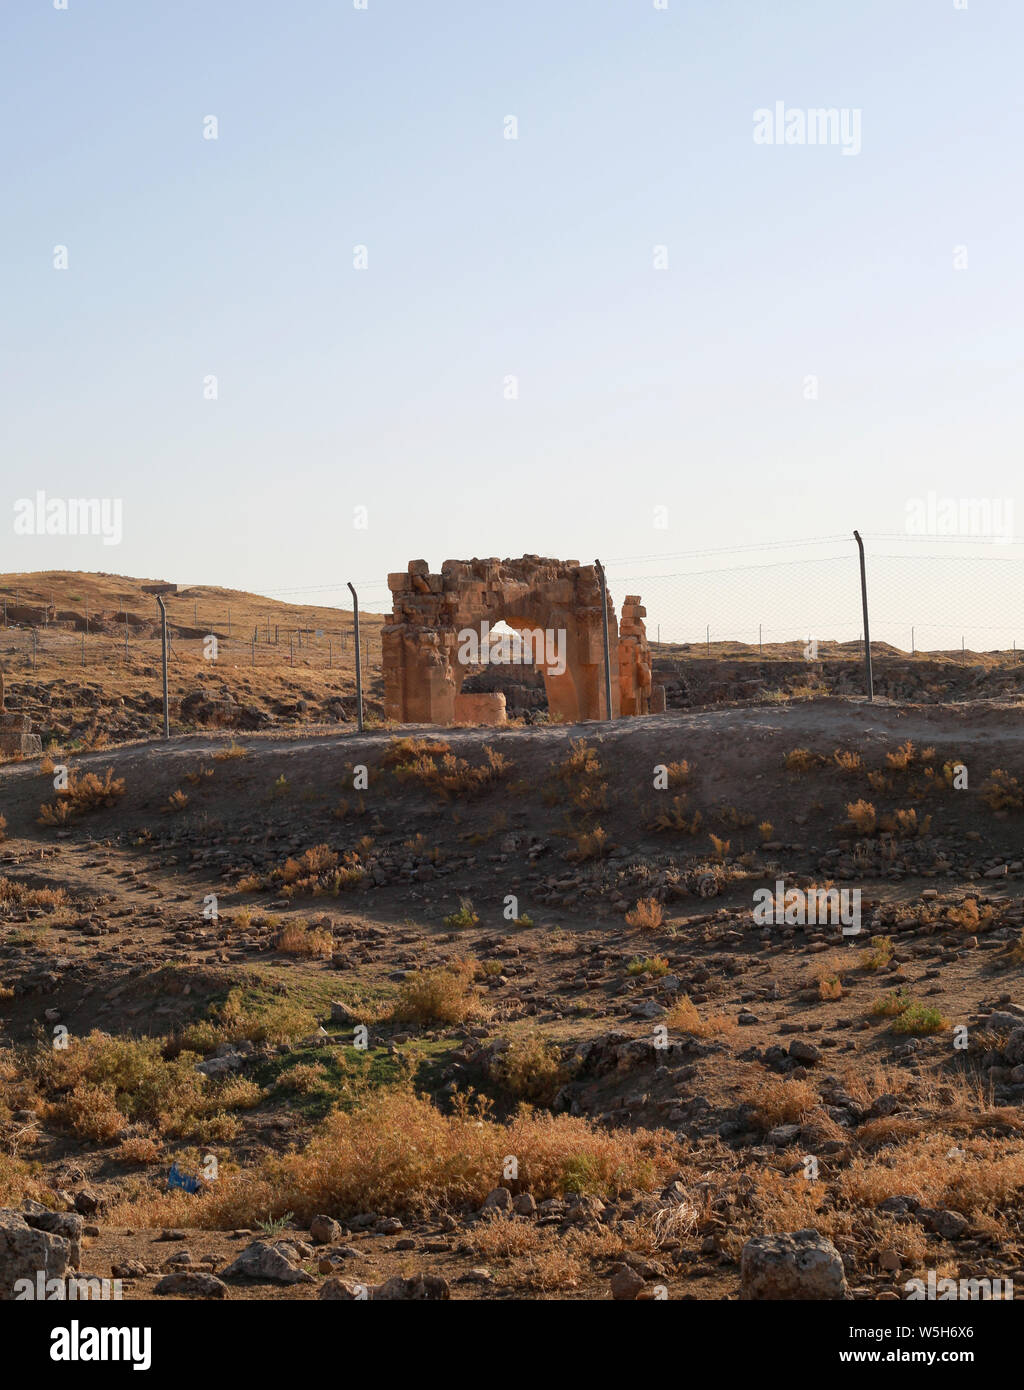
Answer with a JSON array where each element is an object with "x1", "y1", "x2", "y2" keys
[{"x1": 3, "y1": 699, "x2": 1024, "y2": 1300}]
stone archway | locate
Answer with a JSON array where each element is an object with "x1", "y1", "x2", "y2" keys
[{"x1": 382, "y1": 556, "x2": 659, "y2": 725}]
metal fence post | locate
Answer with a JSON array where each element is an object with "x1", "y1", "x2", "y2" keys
[
  {"x1": 594, "y1": 559, "x2": 614, "y2": 721},
  {"x1": 156, "y1": 596, "x2": 170, "y2": 738},
  {"x1": 348, "y1": 582, "x2": 364, "y2": 732},
  {"x1": 853, "y1": 530, "x2": 873, "y2": 702}
]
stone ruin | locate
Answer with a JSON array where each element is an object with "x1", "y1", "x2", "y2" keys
[
  {"x1": 382, "y1": 556, "x2": 665, "y2": 725},
  {"x1": 0, "y1": 669, "x2": 43, "y2": 758}
]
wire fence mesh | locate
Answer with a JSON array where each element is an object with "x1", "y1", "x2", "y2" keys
[
  {"x1": 607, "y1": 539, "x2": 1024, "y2": 660},
  {"x1": 0, "y1": 626, "x2": 384, "y2": 677}
]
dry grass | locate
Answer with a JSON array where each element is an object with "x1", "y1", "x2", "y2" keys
[
  {"x1": 547, "y1": 739, "x2": 608, "y2": 813},
  {"x1": 114, "y1": 1136, "x2": 163, "y2": 1165},
  {"x1": 840, "y1": 1132, "x2": 1024, "y2": 1219},
  {"x1": 0, "y1": 877, "x2": 68, "y2": 912},
  {"x1": 665, "y1": 995, "x2": 732, "y2": 1038},
  {"x1": 388, "y1": 739, "x2": 510, "y2": 800},
  {"x1": 661, "y1": 760, "x2": 691, "y2": 788},
  {"x1": 625, "y1": 897, "x2": 664, "y2": 931},
  {"x1": 212, "y1": 742, "x2": 250, "y2": 761},
  {"x1": 785, "y1": 748, "x2": 825, "y2": 772},
  {"x1": 980, "y1": 769, "x2": 1024, "y2": 812},
  {"x1": 275, "y1": 918, "x2": 334, "y2": 958},
  {"x1": 30, "y1": 1031, "x2": 260, "y2": 1144},
  {"x1": 109, "y1": 1088, "x2": 681, "y2": 1229},
  {"x1": 650, "y1": 796, "x2": 703, "y2": 835},
  {"x1": 495, "y1": 1247, "x2": 583, "y2": 1291},
  {"x1": 568, "y1": 826, "x2": 610, "y2": 861},
  {"x1": 749, "y1": 1076, "x2": 820, "y2": 1129},
  {"x1": 492, "y1": 1034, "x2": 565, "y2": 1106},
  {"x1": 391, "y1": 960, "x2": 482, "y2": 1026},
  {"x1": 869, "y1": 990, "x2": 947, "y2": 1034},
  {"x1": 859, "y1": 935, "x2": 894, "y2": 971},
  {"x1": 846, "y1": 799, "x2": 877, "y2": 835},
  {"x1": 38, "y1": 767, "x2": 126, "y2": 826},
  {"x1": 885, "y1": 740, "x2": 917, "y2": 771}
]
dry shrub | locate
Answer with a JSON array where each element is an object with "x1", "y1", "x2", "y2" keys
[
  {"x1": 274, "y1": 1062, "x2": 329, "y2": 1095},
  {"x1": 665, "y1": 995, "x2": 731, "y2": 1038},
  {"x1": 834, "y1": 749, "x2": 862, "y2": 774},
  {"x1": 785, "y1": 748, "x2": 824, "y2": 772},
  {"x1": 38, "y1": 767, "x2": 126, "y2": 825},
  {"x1": 749, "y1": 1076, "x2": 819, "y2": 1129},
  {"x1": 885, "y1": 740, "x2": 916, "y2": 771},
  {"x1": 891, "y1": 807, "x2": 931, "y2": 838},
  {"x1": 846, "y1": 799, "x2": 877, "y2": 835},
  {"x1": 115, "y1": 1136, "x2": 163, "y2": 1165},
  {"x1": 869, "y1": 991, "x2": 946, "y2": 1034},
  {"x1": 859, "y1": 935, "x2": 894, "y2": 971},
  {"x1": 708, "y1": 834, "x2": 730, "y2": 861},
  {"x1": 496, "y1": 1248, "x2": 583, "y2": 1292},
  {"x1": 625, "y1": 897, "x2": 663, "y2": 931},
  {"x1": 853, "y1": 1116, "x2": 924, "y2": 1151},
  {"x1": 35, "y1": 1030, "x2": 258, "y2": 1142},
  {"x1": 391, "y1": 960, "x2": 481, "y2": 1025},
  {"x1": 718, "y1": 1168, "x2": 828, "y2": 1256},
  {"x1": 840, "y1": 1133, "x2": 1024, "y2": 1218},
  {"x1": 473, "y1": 1215, "x2": 541, "y2": 1259},
  {"x1": 55, "y1": 1083, "x2": 128, "y2": 1143},
  {"x1": 275, "y1": 918, "x2": 334, "y2": 957},
  {"x1": 390, "y1": 741, "x2": 509, "y2": 800},
  {"x1": 213, "y1": 742, "x2": 249, "y2": 761},
  {"x1": 650, "y1": 796, "x2": 703, "y2": 835},
  {"x1": 382, "y1": 737, "x2": 452, "y2": 768},
  {"x1": 0, "y1": 1153, "x2": 47, "y2": 1208},
  {"x1": 946, "y1": 898, "x2": 992, "y2": 931},
  {"x1": 175, "y1": 986, "x2": 315, "y2": 1051},
  {"x1": 568, "y1": 826, "x2": 610, "y2": 861},
  {"x1": 243, "y1": 844, "x2": 364, "y2": 897},
  {"x1": 663, "y1": 760, "x2": 691, "y2": 788},
  {"x1": 168, "y1": 1088, "x2": 680, "y2": 1227},
  {"x1": 0, "y1": 879, "x2": 68, "y2": 911},
  {"x1": 548, "y1": 740, "x2": 608, "y2": 813},
  {"x1": 283, "y1": 845, "x2": 338, "y2": 880},
  {"x1": 0, "y1": 815, "x2": 6, "y2": 843},
  {"x1": 980, "y1": 769, "x2": 1024, "y2": 812},
  {"x1": 164, "y1": 789, "x2": 188, "y2": 814},
  {"x1": 818, "y1": 971, "x2": 843, "y2": 1001},
  {"x1": 492, "y1": 1034, "x2": 565, "y2": 1105}
]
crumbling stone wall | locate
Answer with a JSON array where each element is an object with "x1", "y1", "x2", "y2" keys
[
  {"x1": 382, "y1": 556, "x2": 654, "y2": 725},
  {"x1": 0, "y1": 669, "x2": 43, "y2": 757}
]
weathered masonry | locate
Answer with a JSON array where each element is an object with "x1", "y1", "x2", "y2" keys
[{"x1": 382, "y1": 556, "x2": 664, "y2": 726}]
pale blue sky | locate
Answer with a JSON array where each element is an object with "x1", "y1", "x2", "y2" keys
[{"x1": 3, "y1": 0, "x2": 1021, "y2": 635}]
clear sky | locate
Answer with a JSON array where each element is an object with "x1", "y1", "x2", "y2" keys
[{"x1": 3, "y1": 0, "x2": 1022, "y2": 636}]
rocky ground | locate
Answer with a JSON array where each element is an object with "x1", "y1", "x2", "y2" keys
[{"x1": 3, "y1": 698, "x2": 1024, "y2": 1300}]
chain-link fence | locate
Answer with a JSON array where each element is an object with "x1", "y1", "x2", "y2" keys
[
  {"x1": 0, "y1": 626, "x2": 383, "y2": 677},
  {"x1": 606, "y1": 537, "x2": 1024, "y2": 662}
]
